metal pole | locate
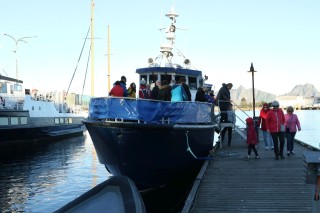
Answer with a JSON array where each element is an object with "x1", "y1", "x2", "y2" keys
[
  {"x1": 90, "y1": 0, "x2": 95, "y2": 96},
  {"x1": 3, "y1": 34, "x2": 36, "y2": 80},
  {"x1": 248, "y1": 63, "x2": 257, "y2": 117}
]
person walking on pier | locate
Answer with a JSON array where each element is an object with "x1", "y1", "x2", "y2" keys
[
  {"x1": 216, "y1": 83, "x2": 233, "y2": 123},
  {"x1": 259, "y1": 103, "x2": 274, "y2": 150},
  {"x1": 266, "y1": 101, "x2": 285, "y2": 160},
  {"x1": 220, "y1": 104, "x2": 236, "y2": 147},
  {"x1": 285, "y1": 106, "x2": 301, "y2": 156},
  {"x1": 245, "y1": 117, "x2": 260, "y2": 159}
]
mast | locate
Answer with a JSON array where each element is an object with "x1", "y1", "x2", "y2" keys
[
  {"x1": 107, "y1": 25, "x2": 111, "y2": 92},
  {"x1": 90, "y1": 0, "x2": 95, "y2": 96}
]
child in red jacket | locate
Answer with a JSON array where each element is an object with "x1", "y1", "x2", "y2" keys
[{"x1": 246, "y1": 117, "x2": 260, "y2": 159}]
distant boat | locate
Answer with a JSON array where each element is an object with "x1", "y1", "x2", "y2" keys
[
  {"x1": 54, "y1": 175, "x2": 146, "y2": 213},
  {"x1": 0, "y1": 75, "x2": 85, "y2": 150},
  {"x1": 82, "y1": 6, "x2": 215, "y2": 191}
]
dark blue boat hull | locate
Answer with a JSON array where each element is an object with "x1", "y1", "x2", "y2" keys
[{"x1": 84, "y1": 121, "x2": 214, "y2": 190}]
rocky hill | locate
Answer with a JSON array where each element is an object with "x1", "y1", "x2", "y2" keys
[
  {"x1": 282, "y1": 83, "x2": 320, "y2": 97},
  {"x1": 229, "y1": 83, "x2": 320, "y2": 105}
]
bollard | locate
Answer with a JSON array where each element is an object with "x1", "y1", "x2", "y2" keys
[{"x1": 303, "y1": 151, "x2": 320, "y2": 213}]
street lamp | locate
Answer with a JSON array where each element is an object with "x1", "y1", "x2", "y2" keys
[
  {"x1": 247, "y1": 62, "x2": 257, "y2": 117},
  {"x1": 3, "y1": 33, "x2": 36, "y2": 80}
]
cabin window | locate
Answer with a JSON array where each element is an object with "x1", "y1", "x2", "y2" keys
[
  {"x1": 14, "y1": 84, "x2": 22, "y2": 92},
  {"x1": 189, "y1": 77, "x2": 197, "y2": 90},
  {"x1": 0, "y1": 117, "x2": 9, "y2": 125},
  {"x1": 160, "y1": 75, "x2": 172, "y2": 85},
  {"x1": 175, "y1": 75, "x2": 184, "y2": 83},
  {"x1": 60, "y1": 118, "x2": 64, "y2": 124},
  {"x1": 149, "y1": 74, "x2": 158, "y2": 84},
  {"x1": 54, "y1": 118, "x2": 60, "y2": 124},
  {"x1": 68, "y1": 118, "x2": 73, "y2": 123},
  {"x1": 10, "y1": 117, "x2": 19, "y2": 125},
  {"x1": 21, "y1": 117, "x2": 28, "y2": 125},
  {"x1": 0, "y1": 83, "x2": 7, "y2": 93}
]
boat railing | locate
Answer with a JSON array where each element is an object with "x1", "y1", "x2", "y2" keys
[
  {"x1": 89, "y1": 97, "x2": 213, "y2": 125},
  {"x1": 0, "y1": 96, "x2": 24, "y2": 110}
]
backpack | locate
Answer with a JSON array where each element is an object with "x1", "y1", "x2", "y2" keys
[{"x1": 171, "y1": 85, "x2": 188, "y2": 102}]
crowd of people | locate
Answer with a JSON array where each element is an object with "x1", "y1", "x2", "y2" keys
[
  {"x1": 108, "y1": 75, "x2": 215, "y2": 103},
  {"x1": 110, "y1": 78, "x2": 302, "y2": 161},
  {"x1": 213, "y1": 83, "x2": 302, "y2": 161}
]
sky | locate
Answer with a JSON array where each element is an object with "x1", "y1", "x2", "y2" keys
[{"x1": 1, "y1": 0, "x2": 319, "y2": 97}]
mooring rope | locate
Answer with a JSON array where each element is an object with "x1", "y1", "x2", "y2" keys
[{"x1": 185, "y1": 131, "x2": 213, "y2": 160}]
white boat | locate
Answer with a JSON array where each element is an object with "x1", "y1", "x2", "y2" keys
[{"x1": 0, "y1": 75, "x2": 85, "y2": 150}]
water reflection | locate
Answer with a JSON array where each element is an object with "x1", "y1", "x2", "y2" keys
[{"x1": 0, "y1": 132, "x2": 110, "y2": 212}]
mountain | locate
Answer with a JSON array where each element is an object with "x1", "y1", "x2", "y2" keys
[
  {"x1": 230, "y1": 85, "x2": 276, "y2": 105},
  {"x1": 228, "y1": 83, "x2": 320, "y2": 105},
  {"x1": 282, "y1": 83, "x2": 320, "y2": 97}
]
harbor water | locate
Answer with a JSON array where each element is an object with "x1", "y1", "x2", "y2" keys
[
  {"x1": 0, "y1": 134, "x2": 110, "y2": 212},
  {"x1": 0, "y1": 110, "x2": 319, "y2": 212}
]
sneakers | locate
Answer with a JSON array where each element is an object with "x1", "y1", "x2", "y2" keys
[
  {"x1": 271, "y1": 146, "x2": 274, "y2": 150},
  {"x1": 291, "y1": 151, "x2": 295, "y2": 155},
  {"x1": 287, "y1": 151, "x2": 290, "y2": 156},
  {"x1": 246, "y1": 155, "x2": 250, "y2": 159},
  {"x1": 265, "y1": 146, "x2": 269, "y2": 150},
  {"x1": 255, "y1": 156, "x2": 260, "y2": 159}
]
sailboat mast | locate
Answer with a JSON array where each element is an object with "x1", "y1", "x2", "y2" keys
[
  {"x1": 107, "y1": 25, "x2": 111, "y2": 92},
  {"x1": 90, "y1": 0, "x2": 95, "y2": 96}
]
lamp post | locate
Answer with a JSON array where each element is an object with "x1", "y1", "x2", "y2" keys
[
  {"x1": 247, "y1": 62, "x2": 257, "y2": 117},
  {"x1": 3, "y1": 33, "x2": 36, "y2": 80}
]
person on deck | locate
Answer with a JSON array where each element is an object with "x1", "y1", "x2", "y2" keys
[
  {"x1": 179, "y1": 77, "x2": 191, "y2": 101},
  {"x1": 151, "y1": 80, "x2": 160, "y2": 100},
  {"x1": 195, "y1": 87, "x2": 207, "y2": 102},
  {"x1": 266, "y1": 101, "x2": 285, "y2": 160},
  {"x1": 259, "y1": 103, "x2": 274, "y2": 150},
  {"x1": 285, "y1": 106, "x2": 301, "y2": 156},
  {"x1": 127, "y1": 82, "x2": 136, "y2": 98},
  {"x1": 157, "y1": 80, "x2": 171, "y2": 101},
  {"x1": 120, "y1": 76, "x2": 129, "y2": 97},
  {"x1": 139, "y1": 79, "x2": 151, "y2": 99},
  {"x1": 109, "y1": 81, "x2": 124, "y2": 97}
]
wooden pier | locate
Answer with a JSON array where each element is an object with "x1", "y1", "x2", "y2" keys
[{"x1": 182, "y1": 130, "x2": 320, "y2": 213}]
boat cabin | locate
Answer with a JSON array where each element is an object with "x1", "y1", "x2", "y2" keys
[{"x1": 136, "y1": 67, "x2": 204, "y2": 100}]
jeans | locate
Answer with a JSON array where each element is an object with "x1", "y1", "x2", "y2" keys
[
  {"x1": 286, "y1": 132, "x2": 296, "y2": 152},
  {"x1": 262, "y1": 130, "x2": 273, "y2": 148},
  {"x1": 271, "y1": 132, "x2": 285, "y2": 157}
]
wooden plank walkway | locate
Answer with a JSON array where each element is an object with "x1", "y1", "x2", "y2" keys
[{"x1": 182, "y1": 129, "x2": 320, "y2": 213}]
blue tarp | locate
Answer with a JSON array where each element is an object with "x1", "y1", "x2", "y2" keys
[{"x1": 89, "y1": 97, "x2": 212, "y2": 124}]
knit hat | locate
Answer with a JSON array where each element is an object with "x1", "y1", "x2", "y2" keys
[
  {"x1": 140, "y1": 79, "x2": 146, "y2": 85},
  {"x1": 272, "y1": 101, "x2": 279, "y2": 107}
]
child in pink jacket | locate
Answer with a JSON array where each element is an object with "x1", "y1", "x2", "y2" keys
[{"x1": 246, "y1": 117, "x2": 260, "y2": 159}]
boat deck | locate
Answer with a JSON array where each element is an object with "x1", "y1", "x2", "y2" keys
[{"x1": 183, "y1": 129, "x2": 320, "y2": 213}]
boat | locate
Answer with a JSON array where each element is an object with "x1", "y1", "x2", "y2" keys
[
  {"x1": 54, "y1": 175, "x2": 146, "y2": 213},
  {"x1": 0, "y1": 74, "x2": 85, "y2": 150},
  {"x1": 82, "y1": 6, "x2": 215, "y2": 191}
]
